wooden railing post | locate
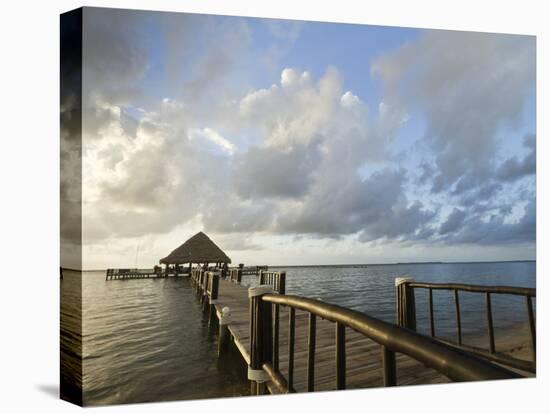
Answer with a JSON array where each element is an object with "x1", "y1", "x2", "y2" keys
[
  {"x1": 335, "y1": 322, "x2": 346, "y2": 390},
  {"x1": 202, "y1": 272, "x2": 209, "y2": 310},
  {"x1": 208, "y1": 272, "x2": 220, "y2": 327},
  {"x1": 395, "y1": 277, "x2": 416, "y2": 331},
  {"x1": 218, "y1": 306, "x2": 231, "y2": 356},
  {"x1": 199, "y1": 270, "x2": 206, "y2": 301},
  {"x1": 382, "y1": 346, "x2": 397, "y2": 386},
  {"x1": 526, "y1": 296, "x2": 536, "y2": 362},
  {"x1": 248, "y1": 285, "x2": 274, "y2": 395},
  {"x1": 278, "y1": 272, "x2": 286, "y2": 294}
]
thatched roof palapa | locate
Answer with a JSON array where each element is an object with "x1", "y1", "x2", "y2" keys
[{"x1": 159, "y1": 231, "x2": 231, "y2": 265}]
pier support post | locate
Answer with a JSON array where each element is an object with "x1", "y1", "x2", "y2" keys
[
  {"x1": 218, "y1": 307, "x2": 231, "y2": 356},
  {"x1": 395, "y1": 277, "x2": 416, "y2": 331},
  {"x1": 248, "y1": 285, "x2": 274, "y2": 395}
]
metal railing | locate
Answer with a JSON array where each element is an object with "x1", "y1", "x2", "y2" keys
[
  {"x1": 249, "y1": 288, "x2": 522, "y2": 395},
  {"x1": 395, "y1": 279, "x2": 536, "y2": 373}
]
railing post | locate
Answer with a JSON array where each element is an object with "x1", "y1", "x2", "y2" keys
[
  {"x1": 382, "y1": 346, "x2": 397, "y2": 386},
  {"x1": 203, "y1": 271, "x2": 209, "y2": 301},
  {"x1": 278, "y1": 272, "x2": 286, "y2": 294},
  {"x1": 248, "y1": 285, "x2": 274, "y2": 395},
  {"x1": 202, "y1": 272, "x2": 210, "y2": 311},
  {"x1": 525, "y1": 296, "x2": 536, "y2": 363},
  {"x1": 395, "y1": 277, "x2": 416, "y2": 331},
  {"x1": 486, "y1": 292, "x2": 495, "y2": 353},
  {"x1": 208, "y1": 272, "x2": 220, "y2": 327},
  {"x1": 307, "y1": 313, "x2": 316, "y2": 392},
  {"x1": 237, "y1": 265, "x2": 243, "y2": 284},
  {"x1": 336, "y1": 322, "x2": 346, "y2": 390},
  {"x1": 258, "y1": 269, "x2": 264, "y2": 285},
  {"x1": 218, "y1": 306, "x2": 231, "y2": 356}
]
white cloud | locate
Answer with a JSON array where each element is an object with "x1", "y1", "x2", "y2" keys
[
  {"x1": 372, "y1": 30, "x2": 535, "y2": 194},
  {"x1": 190, "y1": 127, "x2": 236, "y2": 156},
  {"x1": 75, "y1": 14, "x2": 536, "y2": 270},
  {"x1": 340, "y1": 91, "x2": 362, "y2": 107}
]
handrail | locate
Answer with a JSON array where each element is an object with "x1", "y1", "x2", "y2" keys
[
  {"x1": 395, "y1": 279, "x2": 536, "y2": 372},
  {"x1": 259, "y1": 270, "x2": 286, "y2": 294},
  {"x1": 251, "y1": 293, "x2": 522, "y2": 392},
  {"x1": 262, "y1": 294, "x2": 520, "y2": 383},
  {"x1": 407, "y1": 281, "x2": 535, "y2": 297}
]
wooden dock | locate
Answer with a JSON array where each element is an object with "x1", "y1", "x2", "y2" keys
[
  {"x1": 105, "y1": 269, "x2": 188, "y2": 280},
  {"x1": 107, "y1": 266, "x2": 531, "y2": 394},
  {"x1": 210, "y1": 279, "x2": 449, "y2": 393}
]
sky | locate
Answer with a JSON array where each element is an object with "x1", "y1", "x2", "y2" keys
[{"x1": 61, "y1": 7, "x2": 536, "y2": 269}]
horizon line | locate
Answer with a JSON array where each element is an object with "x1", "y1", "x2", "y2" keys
[{"x1": 66, "y1": 258, "x2": 536, "y2": 273}]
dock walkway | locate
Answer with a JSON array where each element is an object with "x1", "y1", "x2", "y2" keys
[
  {"x1": 211, "y1": 279, "x2": 448, "y2": 393},
  {"x1": 105, "y1": 269, "x2": 188, "y2": 280}
]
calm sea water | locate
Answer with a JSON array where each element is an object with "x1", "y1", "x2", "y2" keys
[{"x1": 61, "y1": 261, "x2": 535, "y2": 406}]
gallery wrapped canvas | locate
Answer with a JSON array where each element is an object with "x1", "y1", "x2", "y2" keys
[{"x1": 60, "y1": 6, "x2": 536, "y2": 407}]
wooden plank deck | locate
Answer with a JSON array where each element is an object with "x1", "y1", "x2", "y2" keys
[{"x1": 213, "y1": 279, "x2": 449, "y2": 394}]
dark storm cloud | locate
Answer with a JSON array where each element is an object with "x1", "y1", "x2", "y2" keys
[
  {"x1": 449, "y1": 199, "x2": 535, "y2": 245},
  {"x1": 496, "y1": 134, "x2": 536, "y2": 182},
  {"x1": 83, "y1": 8, "x2": 150, "y2": 105},
  {"x1": 276, "y1": 168, "x2": 435, "y2": 241},
  {"x1": 439, "y1": 208, "x2": 467, "y2": 235},
  {"x1": 61, "y1": 9, "x2": 83, "y2": 268},
  {"x1": 457, "y1": 182, "x2": 503, "y2": 206}
]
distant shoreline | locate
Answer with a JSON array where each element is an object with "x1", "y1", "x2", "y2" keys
[
  {"x1": 66, "y1": 259, "x2": 535, "y2": 273},
  {"x1": 271, "y1": 259, "x2": 536, "y2": 268}
]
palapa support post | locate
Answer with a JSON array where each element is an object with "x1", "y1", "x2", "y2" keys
[
  {"x1": 395, "y1": 277, "x2": 416, "y2": 331},
  {"x1": 248, "y1": 285, "x2": 274, "y2": 395},
  {"x1": 218, "y1": 306, "x2": 231, "y2": 356}
]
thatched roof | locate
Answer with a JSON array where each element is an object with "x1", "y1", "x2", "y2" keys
[{"x1": 159, "y1": 232, "x2": 231, "y2": 264}]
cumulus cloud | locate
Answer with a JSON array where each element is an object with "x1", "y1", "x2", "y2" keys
[
  {"x1": 234, "y1": 143, "x2": 322, "y2": 199},
  {"x1": 372, "y1": 30, "x2": 535, "y2": 195},
  {"x1": 77, "y1": 13, "x2": 535, "y2": 261}
]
